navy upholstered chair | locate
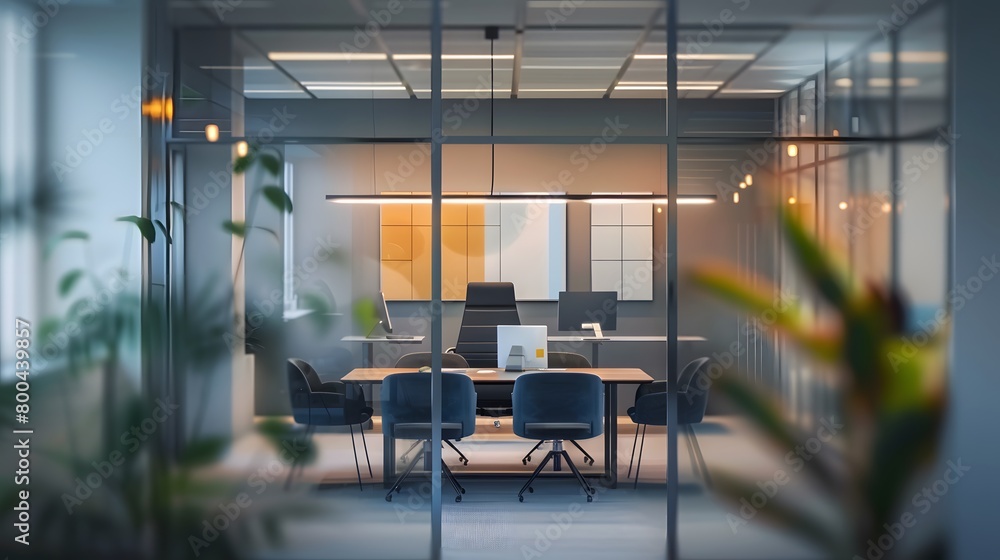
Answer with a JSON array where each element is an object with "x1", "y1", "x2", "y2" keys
[
  {"x1": 512, "y1": 372, "x2": 603, "y2": 502},
  {"x1": 393, "y1": 353, "x2": 472, "y2": 465},
  {"x1": 286, "y1": 358, "x2": 373, "y2": 490},
  {"x1": 381, "y1": 372, "x2": 477, "y2": 502},
  {"x1": 520, "y1": 352, "x2": 597, "y2": 467},
  {"x1": 627, "y1": 357, "x2": 711, "y2": 489},
  {"x1": 452, "y1": 282, "x2": 520, "y2": 417}
]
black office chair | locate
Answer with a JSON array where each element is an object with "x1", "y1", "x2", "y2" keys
[
  {"x1": 393, "y1": 353, "x2": 472, "y2": 466},
  {"x1": 513, "y1": 372, "x2": 603, "y2": 502},
  {"x1": 285, "y1": 358, "x2": 373, "y2": 490},
  {"x1": 382, "y1": 372, "x2": 477, "y2": 503},
  {"x1": 627, "y1": 357, "x2": 712, "y2": 489},
  {"x1": 521, "y1": 352, "x2": 597, "y2": 467},
  {"x1": 452, "y1": 282, "x2": 520, "y2": 417}
]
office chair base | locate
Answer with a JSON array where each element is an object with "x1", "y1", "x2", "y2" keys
[
  {"x1": 523, "y1": 439, "x2": 594, "y2": 466},
  {"x1": 517, "y1": 448, "x2": 595, "y2": 503},
  {"x1": 385, "y1": 441, "x2": 465, "y2": 503}
]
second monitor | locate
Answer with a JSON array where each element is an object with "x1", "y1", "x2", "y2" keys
[{"x1": 557, "y1": 291, "x2": 617, "y2": 338}]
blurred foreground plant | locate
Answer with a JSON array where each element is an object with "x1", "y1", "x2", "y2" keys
[{"x1": 692, "y1": 213, "x2": 947, "y2": 559}]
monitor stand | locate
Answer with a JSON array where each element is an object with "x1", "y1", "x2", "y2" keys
[{"x1": 366, "y1": 321, "x2": 412, "y2": 339}]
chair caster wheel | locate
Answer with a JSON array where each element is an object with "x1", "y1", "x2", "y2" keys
[
  {"x1": 462, "y1": 460, "x2": 469, "y2": 466},
  {"x1": 386, "y1": 495, "x2": 392, "y2": 502},
  {"x1": 518, "y1": 496, "x2": 524, "y2": 502},
  {"x1": 528, "y1": 487, "x2": 533, "y2": 493},
  {"x1": 455, "y1": 496, "x2": 462, "y2": 503},
  {"x1": 522, "y1": 459, "x2": 527, "y2": 465},
  {"x1": 395, "y1": 487, "x2": 401, "y2": 493},
  {"x1": 401, "y1": 456, "x2": 408, "y2": 462},
  {"x1": 590, "y1": 487, "x2": 596, "y2": 495},
  {"x1": 460, "y1": 488, "x2": 466, "y2": 494},
  {"x1": 587, "y1": 495, "x2": 593, "y2": 502}
]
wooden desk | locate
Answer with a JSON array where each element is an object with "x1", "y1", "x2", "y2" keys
[
  {"x1": 343, "y1": 367, "x2": 653, "y2": 489},
  {"x1": 340, "y1": 336, "x2": 425, "y2": 367},
  {"x1": 547, "y1": 335, "x2": 708, "y2": 367}
]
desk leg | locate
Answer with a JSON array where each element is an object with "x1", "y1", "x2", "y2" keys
[
  {"x1": 363, "y1": 342, "x2": 374, "y2": 368},
  {"x1": 603, "y1": 383, "x2": 618, "y2": 488},
  {"x1": 592, "y1": 342, "x2": 600, "y2": 368},
  {"x1": 383, "y1": 434, "x2": 395, "y2": 489}
]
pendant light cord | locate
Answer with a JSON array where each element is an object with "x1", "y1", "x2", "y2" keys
[{"x1": 490, "y1": 34, "x2": 495, "y2": 197}]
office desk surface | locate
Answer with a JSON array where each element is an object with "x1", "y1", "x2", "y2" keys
[
  {"x1": 342, "y1": 367, "x2": 652, "y2": 384},
  {"x1": 341, "y1": 336, "x2": 425, "y2": 343}
]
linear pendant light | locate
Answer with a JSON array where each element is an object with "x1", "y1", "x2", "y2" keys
[{"x1": 325, "y1": 193, "x2": 717, "y2": 204}]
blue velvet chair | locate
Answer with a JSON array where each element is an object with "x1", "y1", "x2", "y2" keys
[
  {"x1": 512, "y1": 372, "x2": 603, "y2": 502},
  {"x1": 520, "y1": 352, "x2": 597, "y2": 467},
  {"x1": 394, "y1": 353, "x2": 472, "y2": 466},
  {"x1": 382, "y1": 372, "x2": 477, "y2": 503},
  {"x1": 627, "y1": 357, "x2": 711, "y2": 489},
  {"x1": 286, "y1": 358, "x2": 373, "y2": 490}
]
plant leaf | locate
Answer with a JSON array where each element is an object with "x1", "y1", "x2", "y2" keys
[
  {"x1": 252, "y1": 226, "x2": 280, "y2": 243},
  {"x1": 58, "y1": 269, "x2": 85, "y2": 297},
  {"x1": 233, "y1": 154, "x2": 254, "y2": 174},
  {"x1": 222, "y1": 220, "x2": 246, "y2": 237},
  {"x1": 116, "y1": 215, "x2": 156, "y2": 244},
  {"x1": 45, "y1": 230, "x2": 89, "y2": 258},
  {"x1": 691, "y1": 266, "x2": 839, "y2": 362},
  {"x1": 711, "y1": 470, "x2": 846, "y2": 556},
  {"x1": 178, "y1": 437, "x2": 228, "y2": 467},
  {"x1": 170, "y1": 201, "x2": 186, "y2": 214},
  {"x1": 261, "y1": 185, "x2": 293, "y2": 213},
  {"x1": 154, "y1": 219, "x2": 172, "y2": 244},
  {"x1": 783, "y1": 213, "x2": 849, "y2": 309},
  {"x1": 257, "y1": 152, "x2": 282, "y2": 176}
]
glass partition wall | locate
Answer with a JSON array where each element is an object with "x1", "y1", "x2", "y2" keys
[{"x1": 157, "y1": 0, "x2": 950, "y2": 558}]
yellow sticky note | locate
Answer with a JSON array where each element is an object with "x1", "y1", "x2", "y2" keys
[{"x1": 536, "y1": 348, "x2": 545, "y2": 358}]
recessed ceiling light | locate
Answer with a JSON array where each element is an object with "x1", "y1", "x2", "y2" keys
[
  {"x1": 268, "y1": 52, "x2": 388, "y2": 61},
  {"x1": 244, "y1": 89, "x2": 308, "y2": 94},
  {"x1": 835, "y1": 78, "x2": 853, "y2": 88},
  {"x1": 392, "y1": 54, "x2": 515, "y2": 61},
  {"x1": 869, "y1": 51, "x2": 947, "y2": 64},
  {"x1": 201, "y1": 65, "x2": 273, "y2": 70},
  {"x1": 868, "y1": 77, "x2": 920, "y2": 87},
  {"x1": 305, "y1": 82, "x2": 407, "y2": 91},
  {"x1": 634, "y1": 53, "x2": 756, "y2": 61},
  {"x1": 717, "y1": 89, "x2": 786, "y2": 95}
]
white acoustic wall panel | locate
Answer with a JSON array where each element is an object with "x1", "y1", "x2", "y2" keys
[{"x1": 590, "y1": 202, "x2": 653, "y2": 301}]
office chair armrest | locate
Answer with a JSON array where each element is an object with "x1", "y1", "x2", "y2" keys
[
  {"x1": 445, "y1": 347, "x2": 457, "y2": 354},
  {"x1": 317, "y1": 380, "x2": 347, "y2": 394},
  {"x1": 308, "y1": 391, "x2": 347, "y2": 409}
]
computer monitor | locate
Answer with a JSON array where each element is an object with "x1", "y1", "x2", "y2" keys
[
  {"x1": 497, "y1": 325, "x2": 548, "y2": 370},
  {"x1": 376, "y1": 291, "x2": 393, "y2": 334},
  {"x1": 557, "y1": 291, "x2": 617, "y2": 337}
]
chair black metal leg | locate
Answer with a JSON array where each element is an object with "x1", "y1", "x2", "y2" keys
[
  {"x1": 444, "y1": 439, "x2": 469, "y2": 466},
  {"x1": 517, "y1": 450, "x2": 555, "y2": 502},
  {"x1": 385, "y1": 444, "x2": 424, "y2": 502},
  {"x1": 442, "y1": 461, "x2": 465, "y2": 502},
  {"x1": 561, "y1": 451, "x2": 595, "y2": 500},
  {"x1": 569, "y1": 440, "x2": 595, "y2": 466},
  {"x1": 633, "y1": 424, "x2": 647, "y2": 490},
  {"x1": 522, "y1": 440, "x2": 544, "y2": 465},
  {"x1": 400, "y1": 439, "x2": 421, "y2": 462},
  {"x1": 686, "y1": 424, "x2": 712, "y2": 488},
  {"x1": 627, "y1": 423, "x2": 640, "y2": 478},
  {"x1": 349, "y1": 424, "x2": 363, "y2": 491},
  {"x1": 359, "y1": 423, "x2": 373, "y2": 478}
]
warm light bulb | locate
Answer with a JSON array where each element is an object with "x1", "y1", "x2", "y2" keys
[
  {"x1": 788, "y1": 196, "x2": 797, "y2": 205},
  {"x1": 739, "y1": 182, "x2": 747, "y2": 189},
  {"x1": 236, "y1": 140, "x2": 249, "y2": 157},
  {"x1": 205, "y1": 124, "x2": 220, "y2": 142},
  {"x1": 838, "y1": 201, "x2": 848, "y2": 210},
  {"x1": 882, "y1": 202, "x2": 892, "y2": 213},
  {"x1": 656, "y1": 207, "x2": 662, "y2": 213},
  {"x1": 733, "y1": 192, "x2": 740, "y2": 204},
  {"x1": 787, "y1": 144, "x2": 798, "y2": 157},
  {"x1": 744, "y1": 174, "x2": 753, "y2": 186},
  {"x1": 832, "y1": 129, "x2": 840, "y2": 137}
]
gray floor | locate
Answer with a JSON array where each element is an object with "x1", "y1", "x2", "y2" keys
[{"x1": 208, "y1": 416, "x2": 826, "y2": 560}]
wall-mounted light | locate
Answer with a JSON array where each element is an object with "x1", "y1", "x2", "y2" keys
[
  {"x1": 744, "y1": 174, "x2": 753, "y2": 186},
  {"x1": 838, "y1": 201, "x2": 848, "y2": 210},
  {"x1": 832, "y1": 129, "x2": 840, "y2": 137},
  {"x1": 205, "y1": 124, "x2": 220, "y2": 142},
  {"x1": 733, "y1": 192, "x2": 740, "y2": 204},
  {"x1": 656, "y1": 207, "x2": 662, "y2": 213},
  {"x1": 236, "y1": 140, "x2": 249, "y2": 157},
  {"x1": 788, "y1": 196, "x2": 797, "y2": 205},
  {"x1": 882, "y1": 202, "x2": 892, "y2": 213},
  {"x1": 739, "y1": 182, "x2": 747, "y2": 189},
  {"x1": 787, "y1": 144, "x2": 798, "y2": 157}
]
